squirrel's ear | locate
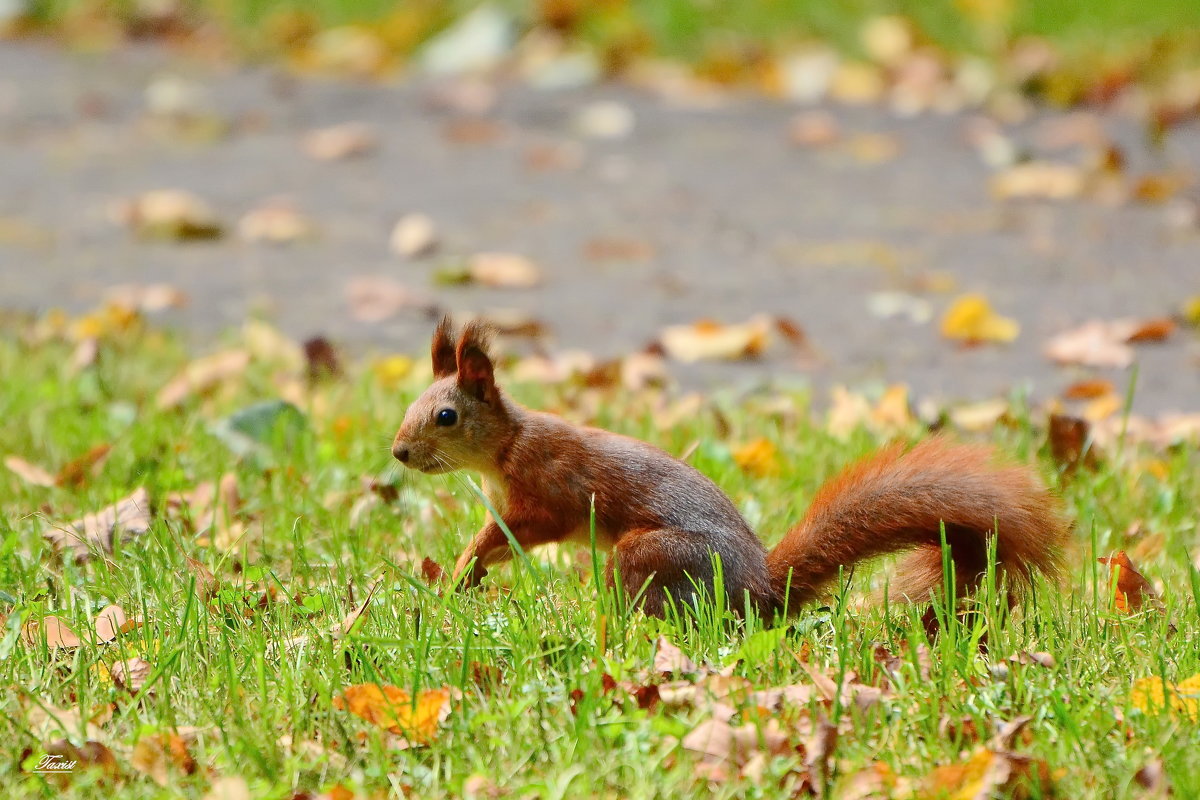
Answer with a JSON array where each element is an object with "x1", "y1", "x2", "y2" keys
[
  {"x1": 455, "y1": 321, "x2": 497, "y2": 402},
  {"x1": 431, "y1": 316, "x2": 457, "y2": 378}
]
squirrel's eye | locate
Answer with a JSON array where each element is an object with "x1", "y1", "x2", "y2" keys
[{"x1": 435, "y1": 408, "x2": 458, "y2": 427}]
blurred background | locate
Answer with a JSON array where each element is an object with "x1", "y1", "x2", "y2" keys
[{"x1": 1, "y1": 0, "x2": 1198, "y2": 419}]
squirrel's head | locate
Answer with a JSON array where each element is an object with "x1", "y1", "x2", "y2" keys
[{"x1": 392, "y1": 316, "x2": 508, "y2": 475}]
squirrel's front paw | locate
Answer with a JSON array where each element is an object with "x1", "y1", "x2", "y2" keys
[{"x1": 451, "y1": 561, "x2": 488, "y2": 591}]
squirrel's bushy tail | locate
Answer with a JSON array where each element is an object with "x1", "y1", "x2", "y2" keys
[{"x1": 766, "y1": 438, "x2": 1069, "y2": 613}]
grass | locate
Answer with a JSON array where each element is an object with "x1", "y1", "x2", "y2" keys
[
  {"x1": 14, "y1": 0, "x2": 1200, "y2": 97},
  {"x1": 0, "y1": 318, "x2": 1198, "y2": 798}
]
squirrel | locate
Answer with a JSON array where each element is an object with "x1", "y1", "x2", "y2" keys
[{"x1": 391, "y1": 317, "x2": 1070, "y2": 620}]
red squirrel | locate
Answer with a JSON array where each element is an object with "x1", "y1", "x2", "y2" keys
[{"x1": 391, "y1": 318, "x2": 1069, "y2": 618}]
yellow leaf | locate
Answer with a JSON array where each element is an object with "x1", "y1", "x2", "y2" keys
[
  {"x1": 940, "y1": 293, "x2": 1019, "y2": 344},
  {"x1": 333, "y1": 684, "x2": 450, "y2": 744},
  {"x1": 733, "y1": 438, "x2": 781, "y2": 477},
  {"x1": 372, "y1": 355, "x2": 414, "y2": 387},
  {"x1": 1131, "y1": 674, "x2": 1200, "y2": 722},
  {"x1": 1183, "y1": 296, "x2": 1200, "y2": 327}
]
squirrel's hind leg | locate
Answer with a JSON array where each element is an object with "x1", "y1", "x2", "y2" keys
[{"x1": 608, "y1": 529, "x2": 773, "y2": 618}]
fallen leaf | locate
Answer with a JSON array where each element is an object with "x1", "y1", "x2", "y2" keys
[
  {"x1": 104, "y1": 283, "x2": 188, "y2": 313},
  {"x1": 830, "y1": 61, "x2": 886, "y2": 105},
  {"x1": 659, "y1": 317, "x2": 771, "y2": 362},
  {"x1": 1125, "y1": 317, "x2": 1176, "y2": 343},
  {"x1": 131, "y1": 733, "x2": 195, "y2": 786},
  {"x1": 948, "y1": 398, "x2": 1011, "y2": 432},
  {"x1": 1047, "y1": 413, "x2": 1097, "y2": 473},
  {"x1": 93, "y1": 604, "x2": 131, "y2": 643},
  {"x1": 583, "y1": 237, "x2": 655, "y2": 262},
  {"x1": 111, "y1": 657, "x2": 154, "y2": 693},
  {"x1": 421, "y1": 557, "x2": 446, "y2": 585},
  {"x1": 1062, "y1": 378, "x2": 1116, "y2": 400},
  {"x1": 991, "y1": 161, "x2": 1085, "y2": 200},
  {"x1": 301, "y1": 122, "x2": 378, "y2": 161},
  {"x1": 1098, "y1": 551, "x2": 1159, "y2": 614},
  {"x1": 112, "y1": 189, "x2": 223, "y2": 240},
  {"x1": 23, "y1": 616, "x2": 85, "y2": 648},
  {"x1": 4, "y1": 455, "x2": 56, "y2": 487},
  {"x1": 940, "y1": 293, "x2": 1020, "y2": 344},
  {"x1": 304, "y1": 336, "x2": 343, "y2": 383},
  {"x1": 390, "y1": 213, "x2": 439, "y2": 258},
  {"x1": 238, "y1": 199, "x2": 314, "y2": 244},
  {"x1": 1130, "y1": 674, "x2": 1200, "y2": 722},
  {"x1": 30, "y1": 739, "x2": 119, "y2": 784},
  {"x1": 56, "y1": 443, "x2": 112, "y2": 488},
  {"x1": 573, "y1": 100, "x2": 635, "y2": 139},
  {"x1": 468, "y1": 253, "x2": 542, "y2": 288},
  {"x1": 156, "y1": 350, "x2": 251, "y2": 409},
  {"x1": 345, "y1": 275, "x2": 437, "y2": 323},
  {"x1": 44, "y1": 487, "x2": 152, "y2": 560},
  {"x1": 654, "y1": 637, "x2": 700, "y2": 676},
  {"x1": 332, "y1": 684, "x2": 450, "y2": 745},
  {"x1": 733, "y1": 438, "x2": 781, "y2": 477}
]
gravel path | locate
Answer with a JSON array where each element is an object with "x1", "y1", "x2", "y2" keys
[{"x1": 1, "y1": 41, "x2": 1197, "y2": 413}]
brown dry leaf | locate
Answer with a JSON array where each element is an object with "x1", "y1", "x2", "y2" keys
[
  {"x1": 940, "y1": 293, "x2": 1020, "y2": 344},
  {"x1": 1125, "y1": 317, "x2": 1176, "y2": 343},
  {"x1": 654, "y1": 637, "x2": 700, "y2": 676},
  {"x1": 33, "y1": 739, "x2": 120, "y2": 785},
  {"x1": 56, "y1": 443, "x2": 112, "y2": 489},
  {"x1": 583, "y1": 237, "x2": 656, "y2": 262},
  {"x1": 111, "y1": 657, "x2": 154, "y2": 694},
  {"x1": 44, "y1": 487, "x2": 152, "y2": 559},
  {"x1": 991, "y1": 161, "x2": 1085, "y2": 200},
  {"x1": 156, "y1": 350, "x2": 251, "y2": 409},
  {"x1": 166, "y1": 473, "x2": 240, "y2": 537},
  {"x1": 112, "y1": 189, "x2": 223, "y2": 240},
  {"x1": 238, "y1": 200, "x2": 314, "y2": 244},
  {"x1": 1130, "y1": 674, "x2": 1200, "y2": 723},
  {"x1": 420, "y1": 557, "x2": 446, "y2": 585},
  {"x1": 468, "y1": 253, "x2": 542, "y2": 288},
  {"x1": 23, "y1": 616, "x2": 86, "y2": 649},
  {"x1": 4, "y1": 455, "x2": 56, "y2": 487},
  {"x1": 443, "y1": 118, "x2": 506, "y2": 145},
  {"x1": 390, "y1": 213, "x2": 439, "y2": 259},
  {"x1": 301, "y1": 122, "x2": 378, "y2": 161},
  {"x1": 659, "y1": 317, "x2": 771, "y2": 363},
  {"x1": 1062, "y1": 378, "x2": 1116, "y2": 400},
  {"x1": 304, "y1": 336, "x2": 343, "y2": 383},
  {"x1": 93, "y1": 604, "x2": 131, "y2": 643},
  {"x1": 332, "y1": 684, "x2": 450, "y2": 745},
  {"x1": 1098, "y1": 551, "x2": 1160, "y2": 614},
  {"x1": 733, "y1": 438, "x2": 782, "y2": 478},
  {"x1": 345, "y1": 275, "x2": 437, "y2": 323},
  {"x1": 1047, "y1": 413, "x2": 1096, "y2": 473},
  {"x1": 131, "y1": 733, "x2": 196, "y2": 787}
]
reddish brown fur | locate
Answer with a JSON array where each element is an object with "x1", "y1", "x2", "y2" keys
[{"x1": 393, "y1": 318, "x2": 1070, "y2": 620}]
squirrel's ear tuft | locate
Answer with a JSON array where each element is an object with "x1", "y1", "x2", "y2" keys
[
  {"x1": 455, "y1": 320, "x2": 497, "y2": 402},
  {"x1": 431, "y1": 315, "x2": 457, "y2": 377}
]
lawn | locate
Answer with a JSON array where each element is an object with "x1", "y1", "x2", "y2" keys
[{"x1": 1, "y1": 315, "x2": 1197, "y2": 798}]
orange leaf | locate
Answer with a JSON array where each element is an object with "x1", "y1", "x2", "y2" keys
[
  {"x1": 1097, "y1": 551, "x2": 1158, "y2": 614},
  {"x1": 332, "y1": 684, "x2": 449, "y2": 744}
]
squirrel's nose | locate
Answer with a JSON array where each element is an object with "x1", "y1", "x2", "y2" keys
[{"x1": 393, "y1": 443, "x2": 410, "y2": 463}]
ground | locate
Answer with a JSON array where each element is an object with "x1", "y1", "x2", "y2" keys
[{"x1": 1, "y1": 41, "x2": 1197, "y2": 414}]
